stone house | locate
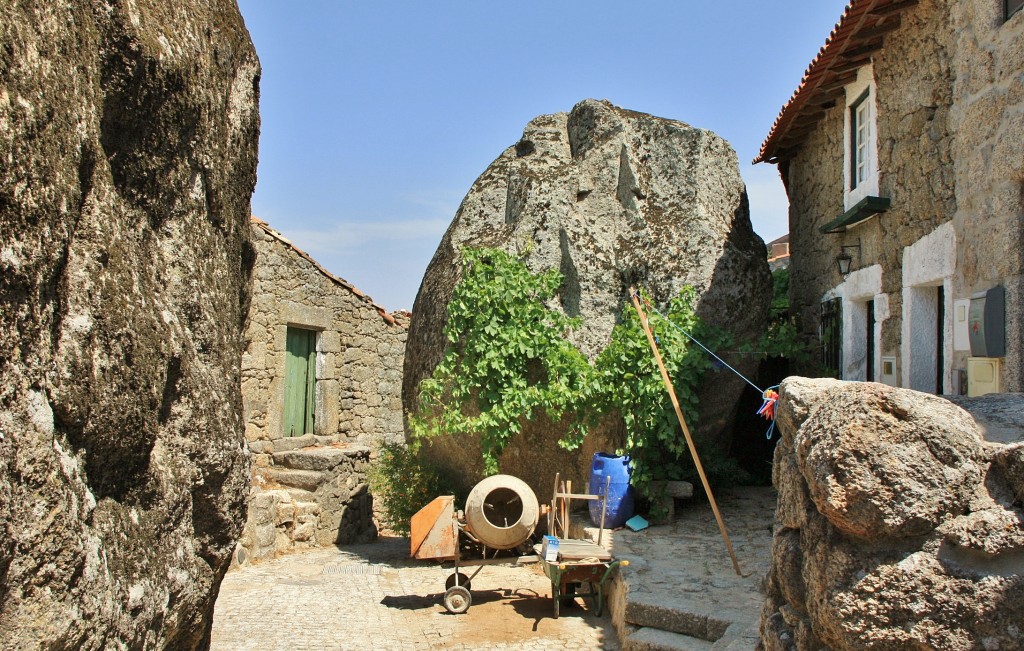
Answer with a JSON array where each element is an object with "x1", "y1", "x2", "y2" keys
[
  {"x1": 236, "y1": 217, "x2": 408, "y2": 563},
  {"x1": 768, "y1": 234, "x2": 791, "y2": 271},
  {"x1": 756, "y1": 0, "x2": 1023, "y2": 396}
]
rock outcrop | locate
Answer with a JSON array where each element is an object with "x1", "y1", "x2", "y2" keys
[
  {"x1": 761, "y1": 378, "x2": 1024, "y2": 650},
  {"x1": 0, "y1": 2, "x2": 259, "y2": 649},
  {"x1": 403, "y1": 99, "x2": 770, "y2": 496}
]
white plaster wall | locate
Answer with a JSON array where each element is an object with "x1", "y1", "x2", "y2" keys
[{"x1": 901, "y1": 222, "x2": 956, "y2": 392}]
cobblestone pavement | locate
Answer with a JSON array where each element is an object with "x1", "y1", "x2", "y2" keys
[{"x1": 211, "y1": 536, "x2": 620, "y2": 650}]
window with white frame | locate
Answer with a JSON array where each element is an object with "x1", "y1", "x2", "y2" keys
[
  {"x1": 843, "y1": 65, "x2": 879, "y2": 209},
  {"x1": 850, "y1": 91, "x2": 871, "y2": 191}
]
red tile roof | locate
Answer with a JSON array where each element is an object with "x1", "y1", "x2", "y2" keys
[
  {"x1": 250, "y1": 216, "x2": 408, "y2": 328},
  {"x1": 755, "y1": 0, "x2": 918, "y2": 164}
]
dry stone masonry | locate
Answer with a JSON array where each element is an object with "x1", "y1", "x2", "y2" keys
[
  {"x1": 238, "y1": 219, "x2": 408, "y2": 561},
  {"x1": 238, "y1": 439, "x2": 375, "y2": 563},
  {"x1": 403, "y1": 99, "x2": 770, "y2": 497},
  {"x1": 0, "y1": 1, "x2": 259, "y2": 648},
  {"x1": 760, "y1": 378, "x2": 1024, "y2": 650}
]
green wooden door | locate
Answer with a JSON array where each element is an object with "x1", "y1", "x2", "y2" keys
[{"x1": 283, "y1": 327, "x2": 316, "y2": 436}]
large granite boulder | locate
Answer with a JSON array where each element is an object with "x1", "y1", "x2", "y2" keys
[
  {"x1": 403, "y1": 99, "x2": 770, "y2": 496},
  {"x1": 761, "y1": 379, "x2": 1024, "y2": 650},
  {"x1": 0, "y1": 2, "x2": 259, "y2": 649}
]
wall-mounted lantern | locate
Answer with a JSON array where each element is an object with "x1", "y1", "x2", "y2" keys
[{"x1": 835, "y1": 239, "x2": 861, "y2": 277}]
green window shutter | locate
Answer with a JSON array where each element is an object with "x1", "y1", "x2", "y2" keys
[{"x1": 284, "y1": 327, "x2": 316, "y2": 436}]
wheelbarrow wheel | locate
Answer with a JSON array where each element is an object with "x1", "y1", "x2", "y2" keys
[
  {"x1": 445, "y1": 572, "x2": 471, "y2": 592},
  {"x1": 443, "y1": 585, "x2": 472, "y2": 614}
]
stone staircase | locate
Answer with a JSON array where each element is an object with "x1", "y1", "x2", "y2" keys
[
  {"x1": 574, "y1": 487, "x2": 775, "y2": 651},
  {"x1": 238, "y1": 440, "x2": 377, "y2": 562}
]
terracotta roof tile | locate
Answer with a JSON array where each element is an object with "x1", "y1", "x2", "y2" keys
[
  {"x1": 755, "y1": 0, "x2": 918, "y2": 164},
  {"x1": 250, "y1": 216, "x2": 408, "y2": 328}
]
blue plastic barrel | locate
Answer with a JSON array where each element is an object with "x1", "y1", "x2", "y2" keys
[{"x1": 588, "y1": 452, "x2": 634, "y2": 528}]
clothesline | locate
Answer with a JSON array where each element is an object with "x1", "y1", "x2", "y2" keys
[{"x1": 633, "y1": 290, "x2": 780, "y2": 440}]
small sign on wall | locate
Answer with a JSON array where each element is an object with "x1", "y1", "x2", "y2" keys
[
  {"x1": 880, "y1": 356, "x2": 897, "y2": 386},
  {"x1": 953, "y1": 299, "x2": 971, "y2": 351}
]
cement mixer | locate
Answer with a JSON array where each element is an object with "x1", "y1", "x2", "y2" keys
[{"x1": 410, "y1": 474, "x2": 541, "y2": 613}]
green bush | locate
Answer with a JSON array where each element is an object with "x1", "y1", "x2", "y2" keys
[
  {"x1": 409, "y1": 248, "x2": 593, "y2": 474},
  {"x1": 591, "y1": 288, "x2": 732, "y2": 514},
  {"x1": 408, "y1": 247, "x2": 745, "y2": 519},
  {"x1": 368, "y1": 442, "x2": 452, "y2": 536}
]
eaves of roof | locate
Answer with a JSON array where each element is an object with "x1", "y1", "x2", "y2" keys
[
  {"x1": 755, "y1": 0, "x2": 918, "y2": 165},
  {"x1": 250, "y1": 216, "x2": 408, "y2": 328}
]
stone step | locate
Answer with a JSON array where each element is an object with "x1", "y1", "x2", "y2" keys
[
  {"x1": 286, "y1": 488, "x2": 317, "y2": 503},
  {"x1": 625, "y1": 593, "x2": 733, "y2": 641},
  {"x1": 261, "y1": 468, "x2": 326, "y2": 492},
  {"x1": 273, "y1": 447, "x2": 348, "y2": 471},
  {"x1": 625, "y1": 627, "x2": 714, "y2": 651},
  {"x1": 711, "y1": 620, "x2": 761, "y2": 650}
]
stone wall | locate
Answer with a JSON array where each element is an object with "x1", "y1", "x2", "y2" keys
[
  {"x1": 238, "y1": 218, "x2": 407, "y2": 561},
  {"x1": 244, "y1": 218, "x2": 407, "y2": 447},
  {"x1": 947, "y1": 0, "x2": 1024, "y2": 390},
  {"x1": 781, "y1": 0, "x2": 1023, "y2": 392},
  {"x1": 760, "y1": 377, "x2": 1024, "y2": 649},
  {"x1": 237, "y1": 441, "x2": 375, "y2": 562}
]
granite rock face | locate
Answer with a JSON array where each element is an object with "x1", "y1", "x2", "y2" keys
[
  {"x1": 0, "y1": 2, "x2": 259, "y2": 649},
  {"x1": 403, "y1": 99, "x2": 770, "y2": 495},
  {"x1": 761, "y1": 379, "x2": 1024, "y2": 650}
]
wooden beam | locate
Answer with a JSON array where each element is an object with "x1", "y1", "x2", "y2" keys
[
  {"x1": 839, "y1": 39, "x2": 885, "y2": 60},
  {"x1": 868, "y1": 0, "x2": 918, "y2": 17},
  {"x1": 831, "y1": 56, "x2": 873, "y2": 74},
  {"x1": 855, "y1": 16, "x2": 903, "y2": 40}
]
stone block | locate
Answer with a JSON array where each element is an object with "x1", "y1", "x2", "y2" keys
[
  {"x1": 625, "y1": 627, "x2": 713, "y2": 651},
  {"x1": 255, "y1": 523, "x2": 277, "y2": 549},
  {"x1": 286, "y1": 488, "x2": 318, "y2": 503},
  {"x1": 264, "y1": 468, "x2": 327, "y2": 492},
  {"x1": 250, "y1": 491, "x2": 282, "y2": 512},
  {"x1": 252, "y1": 453, "x2": 273, "y2": 468},
  {"x1": 273, "y1": 447, "x2": 347, "y2": 471},
  {"x1": 291, "y1": 522, "x2": 316, "y2": 542},
  {"x1": 273, "y1": 434, "x2": 317, "y2": 452},
  {"x1": 319, "y1": 330, "x2": 341, "y2": 353}
]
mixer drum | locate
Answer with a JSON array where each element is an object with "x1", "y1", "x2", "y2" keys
[{"x1": 464, "y1": 474, "x2": 539, "y2": 549}]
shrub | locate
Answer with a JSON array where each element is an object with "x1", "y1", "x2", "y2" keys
[
  {"x1": 368, "y1": 442, "x2": 452, "y2": 536},
  {"x1": 409, "y1": 247, "x2": 593, "y2": 474}
]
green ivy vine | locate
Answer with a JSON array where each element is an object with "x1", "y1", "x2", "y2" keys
[
  {"x1": 590, "y1": 288, "x2": 727, "y2": 502},
  {"x1": 410, "y1": 247, "x2": 736, "y2": 507},
  {"x1": 409, "y1": 248, "x2": 593, "y2": 475}
]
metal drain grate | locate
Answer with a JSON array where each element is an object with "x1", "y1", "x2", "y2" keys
[{"x1": 321, "y1": 563, "x2": 386, "y2": 575}]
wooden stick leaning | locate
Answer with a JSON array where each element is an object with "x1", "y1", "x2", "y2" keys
[{"x1": 629, "y1": 288, "x2": 745, "y2": 577}]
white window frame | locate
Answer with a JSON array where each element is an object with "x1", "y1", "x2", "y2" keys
[{"x1": 843, "y1": 65, "x2": 879, "y2": 210}]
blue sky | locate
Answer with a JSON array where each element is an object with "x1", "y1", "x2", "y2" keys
[{"x1": 238, "y1": 1, "x2": 848, "y2": 311}]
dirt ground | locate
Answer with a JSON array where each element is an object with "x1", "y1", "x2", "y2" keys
[{"x1": 211, "y1": 537, "x2": 620, "y2": 650}]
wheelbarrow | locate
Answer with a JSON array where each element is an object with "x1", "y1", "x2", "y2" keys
[{"x1": 537, "y1": 474, "x2": 628, "y2": 617}]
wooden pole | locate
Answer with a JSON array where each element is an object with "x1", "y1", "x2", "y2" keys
[{"x1": 629, "y1": 288, "x2": 745, "y2": 577}]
